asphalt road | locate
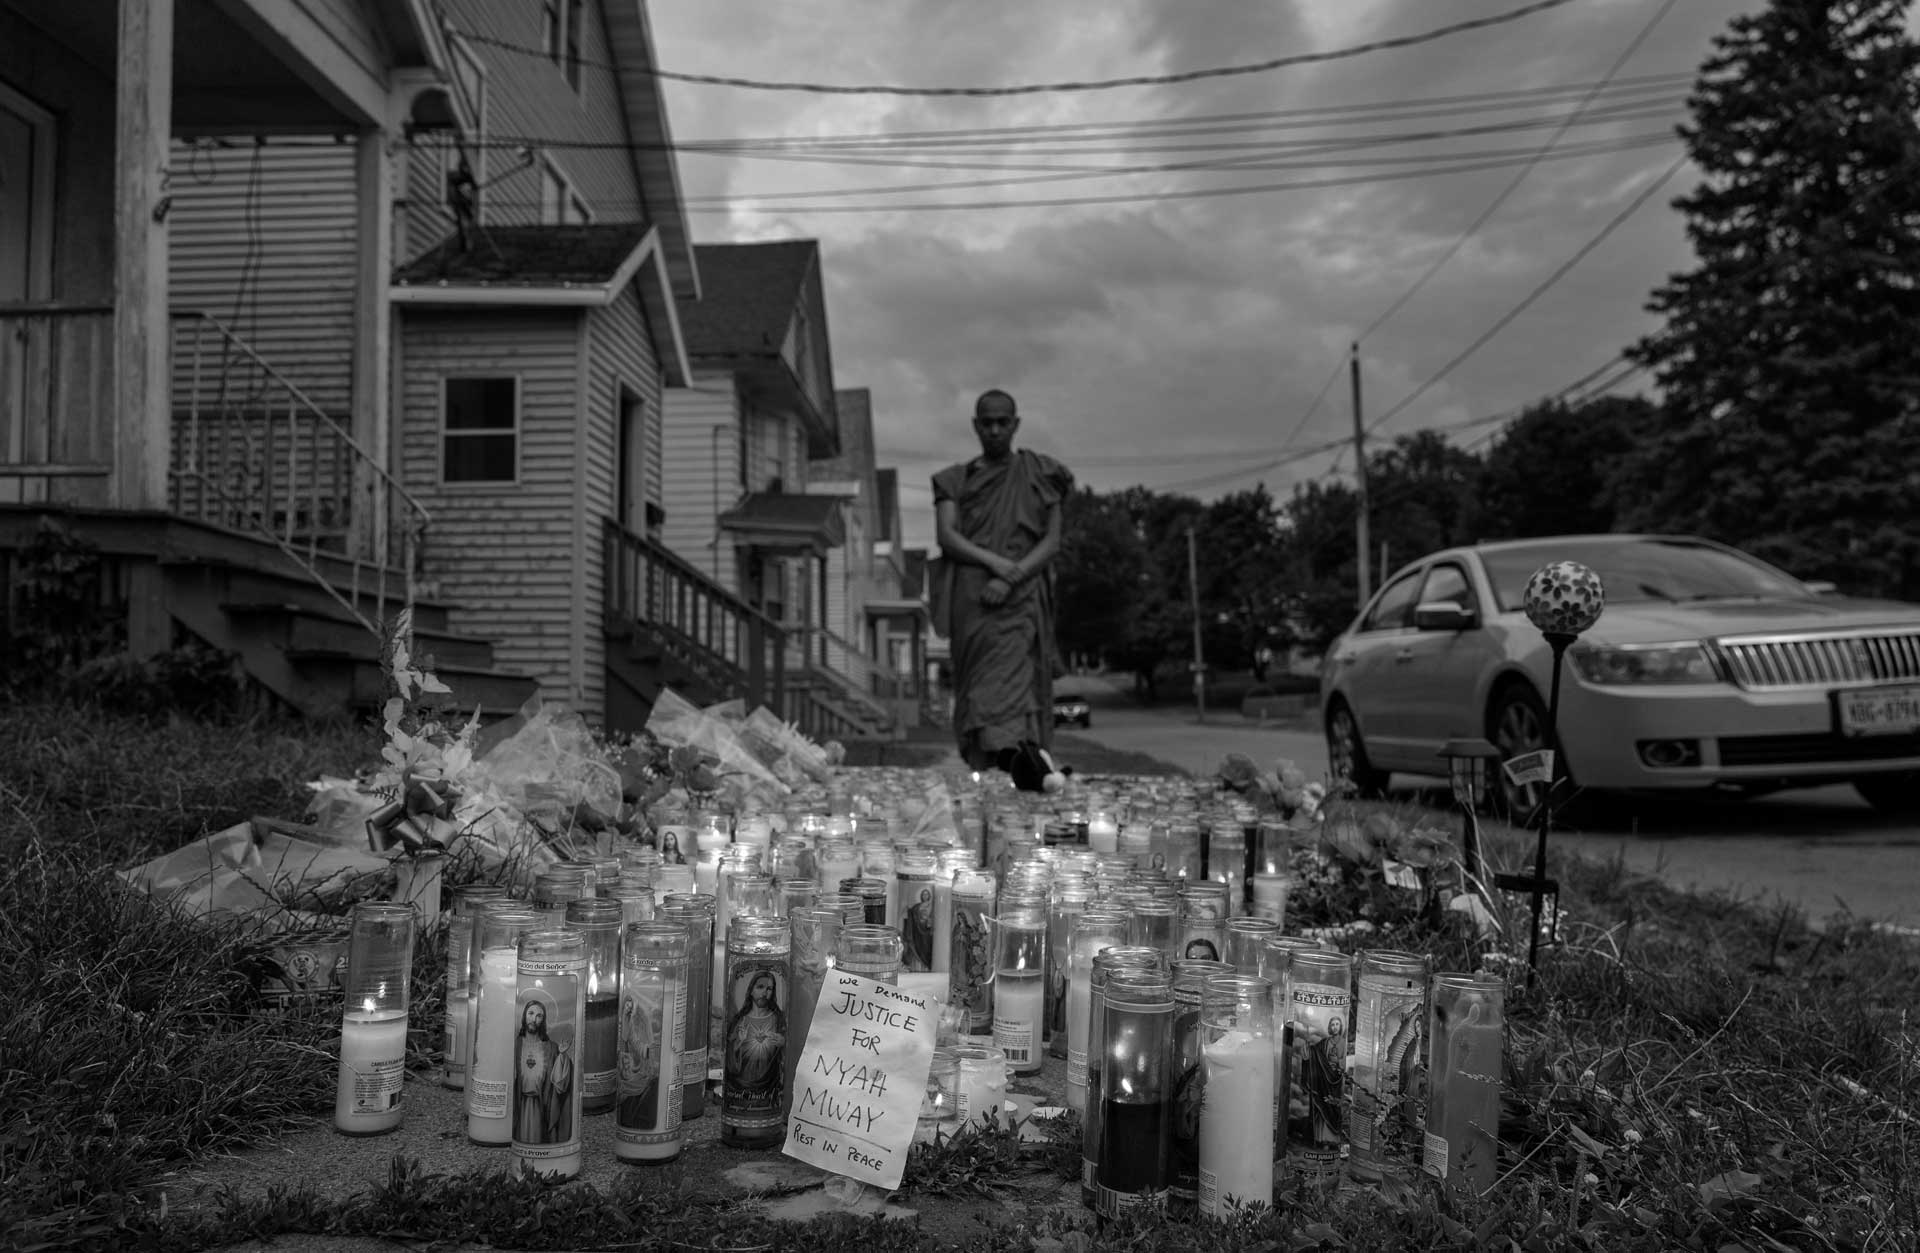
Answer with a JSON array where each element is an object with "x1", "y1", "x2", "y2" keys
[{"x1": 1056, "y1": 675, "x2": 1920, "y2": 932}]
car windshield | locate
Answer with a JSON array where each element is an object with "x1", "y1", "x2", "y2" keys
[{"x1": 1480, "y1": 538, "x2": 1809, "y2": 612}]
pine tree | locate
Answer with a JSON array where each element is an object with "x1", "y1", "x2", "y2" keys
[{"x1": 1622, "y1": 0, "x2": 1920, "y2": 596}]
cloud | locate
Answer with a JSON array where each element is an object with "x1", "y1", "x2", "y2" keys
[{"x1": 648, "y1": 0, "x2": 1765, "y2": 548}]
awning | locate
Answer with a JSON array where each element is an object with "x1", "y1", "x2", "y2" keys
[
  {"x1": 717, "y1": 492, "x2": 845, "y2": 556},
  {"x1": 864, "y1": 598, "x2": 929, "y2": 621}
]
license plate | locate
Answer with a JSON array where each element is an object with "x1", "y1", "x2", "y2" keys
[{"x1": 1836, "y1": 684, "x2": 1920, "y2": 737}]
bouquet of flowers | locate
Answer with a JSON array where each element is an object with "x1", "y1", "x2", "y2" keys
[
  {"x1": 364, "y1": 608, "x2": 481, "y2": 856},
  {"x1": 1215, "y1": 753, "x2": 1329, "y2": 823}
]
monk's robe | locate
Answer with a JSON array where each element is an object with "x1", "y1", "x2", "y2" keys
[{"x1": 931, "y1": 449, "x2": 1075, "y2": 769}]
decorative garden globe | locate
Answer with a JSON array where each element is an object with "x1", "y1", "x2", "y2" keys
[{"x1": 1522, "y1": 560, "x2": 1605, "y2": 636}]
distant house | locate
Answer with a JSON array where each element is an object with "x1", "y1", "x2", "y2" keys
[{"x1": 0, "y1": 0, "x2": 870, "y2": 737}]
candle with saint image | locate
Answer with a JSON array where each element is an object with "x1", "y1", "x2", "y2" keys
[
  {"x1": 332, "y1": 902, "x2": 414, "y2": 1135},
  {"x1": 466, "y1": 904, "x2": 540, "y2": 1145}
]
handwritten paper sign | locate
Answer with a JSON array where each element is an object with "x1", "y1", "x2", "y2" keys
[{"x1": 781, "y1": 971, "x2": 937, "y2": 1190}]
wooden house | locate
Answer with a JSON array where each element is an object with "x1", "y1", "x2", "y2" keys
[{"x1": 0, "y1": 0, "x2": 864, "y2": 738}]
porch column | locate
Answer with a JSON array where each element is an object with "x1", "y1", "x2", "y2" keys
[
  {"x1": 115, "y1": 0, "x2": 174, "y2": 658},
  {"x1": 350, "y1": 129, "x2": 394, "y2": 563},
  {"x1": 112, "y1": 0, "x2": 172, "y2": 512}
]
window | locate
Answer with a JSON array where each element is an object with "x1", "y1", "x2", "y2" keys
[
  {"x1": 442, "y1": 377, "x2": 518, "y2": 484},
  {"x1": 1419, "y1": 563, "x2": 1475, "y2": 612},
  {"x1": 544, "y1": 0, "x2": 583, "y2": 90},
  {"x1": 1360, "y1": 568, "x2": 1424, "y2": 632},
  {"x1": 563, "y1": 0, "x2": 584, "y2": 90},
  {"x1": 542, "y1": 0, "x2": 562, "y2": 60}
]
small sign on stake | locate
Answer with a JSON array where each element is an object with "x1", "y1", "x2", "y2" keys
[
  {"x1": 1501, "y1": 749, "x2": 1555, "y2": 788},
  {"x1": 782, "y1": 971, "x2": 938, "y2": 1191}
]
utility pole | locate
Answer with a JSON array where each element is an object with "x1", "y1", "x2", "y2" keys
[
  {"x1": 1187, "y1": 523, "x2": 1206, "y2": 723},
  {"x1": 1350, "y1": 342, "x2": 1371, "y2": 608}
]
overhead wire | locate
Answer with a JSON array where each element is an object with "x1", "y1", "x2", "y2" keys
[{"x1": 449, "y1": 0, "x2": 1584, "y2": 97}]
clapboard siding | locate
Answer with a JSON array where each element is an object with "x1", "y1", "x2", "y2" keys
[
  {"x1": 399, "y1": 0, "x2": 648, "y2": 250},
  {"x1": 398, "y1": 309, "x2": 585, "y2": 713},
  {"x1": 582, "y1": 285, "x2": 664, "y2": 721},
  {"x1": 659, "y1": 375, "x2": 740, "y2": 591},
  {"x1": 168, "y1": 140, "x2": 360, "y2": 415}
]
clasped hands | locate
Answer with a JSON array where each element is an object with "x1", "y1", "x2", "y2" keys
[{"x1": 979, "y1": 556, "x2": 1023, "y2": 607}]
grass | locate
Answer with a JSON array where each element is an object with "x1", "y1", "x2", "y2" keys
[{"x1": 1, "y1": 698, "x2": 1916, "y2": 1252}]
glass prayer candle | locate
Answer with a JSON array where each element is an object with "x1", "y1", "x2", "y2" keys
[
  {"x1": 947, "y1": 867, "x2": 998, "y2": 1041},
  {"x1": 1254, "y1": 819, "x2": 1289, "y2": 879},
  {"x1": 442, "y1": 884, "x2": 509, "y2": 1091},
  {"x1": 615, "y1": 921, "x2": 689, "y2": 1163},
  {"x1": 584, "y1": 855, "x2": 623, "y2": 896},
  {"x1": 1224, "y1": 917, "x2": 1279, "y2": 975},
  {"x1": 930, "y1": 849, "x2": 973, "y2": 975},
  {"x1": 815, "y1": 837, "x2": 859, "y2": 894},
  {"x1": 1208, "y1": 827, "x2": 1246, "y2": 916},
  {"x1": 1166, "y1": 822, "x2": 1202, "y2": 882},
  {"x1": 1259, "y1": 934, "x2": 1331, "y2": 989},
  {"x1": 551, "y1": 858, "x2": 604, "y2": 896},
  {"x1": 1198, "y1": 974, "x2": 1277, "y2": 1219},
  {"x1": 785, "y1": 906, "x2": 845, "y2": 1103},
  {"x1": 334, "y1": 902, "x2": 416, "y2": 1136},
  {"x1": 1046, "y1": 873, "x2": 1091, "y2": 1058},
  {"x1": 1350, "y1": 949, "x2": 1431, "y2": 1184},
  {"x1": 1081, "y1": 946, "x2": 1164, "y2": 1207},
  {"x1": 1168, "y1": 958, "x2": 1234, "y2": 1210},
  {"x1": 951, "y1": 1043, "x2": 1010, "y2": 1131},
  {"x1": 1175, "y1": 913, "x2": 1226, "y2": 965},
  {"x1": 839, "y1": 876, "x2": 889, "y2": 926},
  {"x1": 564, "y1": 898, "x2": 625, "y2": 1115},
  {"x1": 728, "y1": 870, "x2": 777, "y2": 922},
  {"x1": 988, "y1": 911, "x2": 1047, "y2": 1074},
  {"x1": 1066, "y1": 910, "x2": 1133, "y2": 1114},
  {"x1": 530, "y1": 869, "x2": 588, "y2": 928},
  {"x1": 607, "y1": 884, "x2": 655, "y2": 930},
  {"x1": 1424, "y1": 972, "x2": 1504, "y2": 1195},
  {"x1": 1281, "y1": 947, "x2": 1353, "y2": 1191},
  {"x1": 390, "y1": 849, "x2": 447, "y2": 923},
  {"x1": 512, "y1": 928, "x2": 586, "y2": 1180},
  {"x1": 1086, "y1": 810, "x2": 1120, "y2": 854},
  {"x1": 658, "y1": 894, "x2": 715, "y2": 1120},
  {"x1": 1250, "y1": 872, "x2": 1294, "y2": 926},
  {"x1": 720, "y1": 914, "x2": 792, "y2": 1149},
  {"x1": 833, "y1": 921, "x2": 903, "y2": 985},
  {"x1": 857, "y1": 840, "x2": 895, "y2": 897},
  {"x1": 771, "y1": 835, "x2": 814, "y2": 886},
  {"x1": 815, "y1": 890, "x2": 865, "y2": 925},
  {"x1": 1129, "y1": 897, "x2": 1176, "y2": 954},
  {"x1": 895, "y1": 847, "x2": 939, "y2": 971},
  {"x1": 1094, "y1": 968, "x2": 1175, "y2": 1218},
  {"x1": 466, "y1": 905, "x2": 540, "y2": 1145},
  {"x1": 914, "y1": 1047, "x2": 962, "y2": 1144},
  {"x1": 652, "y1": 862, "x2": 694, "y2": 898},
  {"x1": 777, "y1": 877, "x2": 819, "y2": 919}
]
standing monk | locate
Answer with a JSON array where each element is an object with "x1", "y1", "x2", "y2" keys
[{"x1": 933, "y1": 390, "x2": 1075, "y2": 773}]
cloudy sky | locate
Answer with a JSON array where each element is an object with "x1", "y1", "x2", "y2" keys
[{"x1": 648, "y1": 0, "x2": 1767, "y2": 552}]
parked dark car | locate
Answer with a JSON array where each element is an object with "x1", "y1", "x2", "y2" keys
[{"x1": 1319, "y1": 534, "x2": 1920, "y2": 814}]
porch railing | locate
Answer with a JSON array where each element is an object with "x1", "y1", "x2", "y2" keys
[
  {"x1": 168, "y1": 310, "x2": 429, "y2": 634},
  {"x1": 603, "y1": 517, "x2": 785, "y2": 709},
  {"x1": 798, "y1": 623, "x2": 905, "y2": 701},
  {"x1": 0, "y1": 303, "x2": 115, "y2": 496}
]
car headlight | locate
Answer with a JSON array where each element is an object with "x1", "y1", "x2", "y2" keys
[{"x1": 1570, "y1": 642, "x2": 1721, "y2": 685}]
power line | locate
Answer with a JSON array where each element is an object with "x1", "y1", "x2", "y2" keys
[
  {"x1": 1355, "y1": 0, "x2": 1682, "y2": 343},
  {"x1": 1364, "y1": 152, "x2": 1690, "y2": 438},
  {"x1": 452, "y1": 0, "x2": 1584, "y2": 97}
]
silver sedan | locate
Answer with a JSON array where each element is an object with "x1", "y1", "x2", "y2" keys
[{"x1": 1318, "y1": 534, "x2": 1920, "y2": 815}]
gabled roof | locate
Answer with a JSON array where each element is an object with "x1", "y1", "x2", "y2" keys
[
  {"x1": 390, "y1": 224, "x2": 691, "y2": 385},
  {"x1": 718, "y1": 490, "x2": 846, "y2": 555},
  {"x1": 393, "y1": 224, "x2": 650, "y2": 288},
  {"x1": 677, "y1": 241, "x2": 819, "y2": 359}
]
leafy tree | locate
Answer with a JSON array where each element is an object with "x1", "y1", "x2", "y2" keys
[
  {"x1": 1477, "y1": 395, "x2": 1660, "y2": 539},
  {"x1": 1053, "y1": 487, "x2": 1147, "y2": 669},
  {"x1": 1622, "y1": 0, "x2": 1920, "y2": 596}
]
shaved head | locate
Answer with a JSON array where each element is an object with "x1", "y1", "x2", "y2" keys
[{"x1": 974, "y1": 389, "x2": 1017, "y2": 417}]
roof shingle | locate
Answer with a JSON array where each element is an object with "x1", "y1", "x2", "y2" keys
[
  {"x1": 393, "y1": 224, "x2": 651, "y2": 289},
  {"x1": 677, "y1": 240, "x2": 818, "y2": 358}
]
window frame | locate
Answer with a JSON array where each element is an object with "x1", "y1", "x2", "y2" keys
[
  {"x1": 438, "y1": 374, "x2": 522, "y2": 488},
  {"x1": 1359, "y1": 566, "x2": 1425, "y2": 633}
]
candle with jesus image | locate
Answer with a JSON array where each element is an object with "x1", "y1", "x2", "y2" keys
[
  {"x1": 512, "y1": 929, "x2": 586, "y2": 1181},
  {"x1": 720, "y1": 915, "x2": 792, "y2": 1149}
]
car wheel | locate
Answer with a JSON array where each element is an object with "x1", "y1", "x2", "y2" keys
[
  {"x1": 1853, "y1": 772, "x2": 1920, "y2": 814},
  {"x1": 1325, "y1": 699, "x2": 1389, "y2": 798},
  {"x1": 1079, "y1": 715, "x2": 1091, "y2": 729},
  {"x1": 1488, "y1": 681, "x2": 1553, "y2": 823}
]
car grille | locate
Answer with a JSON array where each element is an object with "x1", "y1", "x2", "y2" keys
[
  {"x1": 1714, "y1": 631, "x2": 1920, "y2": 690},
  {"x1": 1719, "y1": 732, "x2": 1920, "y2": 767}
]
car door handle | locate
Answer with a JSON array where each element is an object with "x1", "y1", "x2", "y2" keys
[
  {"x1": 1394, "y1": 649, "x2": 1414, "y2": 663},
  {"x1": 1334, "y1": 652, "x2": 1358, "y2": 665}
]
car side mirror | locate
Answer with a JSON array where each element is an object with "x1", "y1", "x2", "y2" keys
[{"x1": 1413, "y1": 601, "x2": 1475, "y2": 631}]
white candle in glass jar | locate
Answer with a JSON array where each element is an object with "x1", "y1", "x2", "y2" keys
[
  {"x1": 1065, "y1": 956, "x2": 1094, "y2": 1113},
  {"x1": 931, "y1": 876, "x2": 954, "y2": 974},
  {"x1": 1198, "y1": 1028, "x2": 1277, "y2": 1217},
  {"x1": 1086, "y1": 815, "x2": 1120, "y2": 854},
  {"x1": 334, "y1": 1008, "x2": 408, "y2": 1134},
  {"x1": 991, "y1": 973, "x2": 1045, "y2": 1073},
  {"x1": 443, "y1": 992, "x2": 470, "y2": 1090},
  {"x1": 466, "y1": 949, "x2": 518, "y2": 1144}
]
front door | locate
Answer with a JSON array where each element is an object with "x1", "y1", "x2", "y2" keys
[{"x1": 1, "y1": 82, "x2": 55, "y2": 505}]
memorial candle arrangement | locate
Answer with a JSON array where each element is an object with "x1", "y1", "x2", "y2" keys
[
  {"x1": 333, "y1": 902, "x2": 416, "y2": 1136},
  {"x1": 512, "y1": 928, "x2": 587, "y2": 1181}
]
